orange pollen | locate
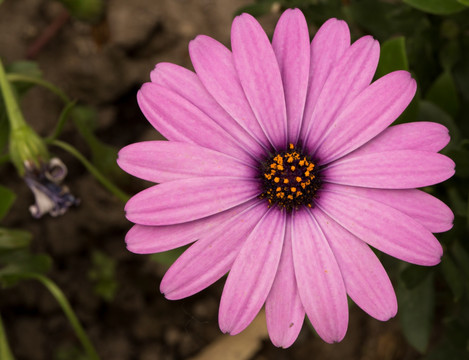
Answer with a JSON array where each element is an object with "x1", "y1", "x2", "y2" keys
[{"x1": 259, "y1": 143, "x2": 321, "y2": 211}]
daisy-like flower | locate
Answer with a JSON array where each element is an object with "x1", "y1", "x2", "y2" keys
[{"x1": 118, "y1": 9, "x2": 455, "y2": 347}]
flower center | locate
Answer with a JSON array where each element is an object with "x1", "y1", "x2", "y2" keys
[{"x1": 258, "y1": 144, "x2": 321, "y2": 211}]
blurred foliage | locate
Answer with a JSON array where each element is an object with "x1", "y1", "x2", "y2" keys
[
  {"x1": 71, "y1": 105, "x2": 127, "y2": 183},
  {"x1": 150, "y1": 247, "x2": 186, "y2": 266},
  {"x1": 55, "y1": 345, "x2": 88, "y2": 360},
  {"x1": 88, "y1": 250, "x2": 118, "y2": 302},
  {"x1": 1, "y1": 35, "x2": 124, "y2": 359},
  {"x1": 0, "y1": 185, "x2": 15, "y2": 220},
  {"x1": 242, "y1": 0, "x2": 469, "y2": 356},
  {"x1": 54, "y1": 0, "x2": 104, "y2": 23}
]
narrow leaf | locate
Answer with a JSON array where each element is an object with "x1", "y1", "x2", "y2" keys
[
  {"x1": 150, "y1": 247, "x2": 185, "y2": 266},
  {"x1": 403, "y1": 0, "x2": 467, "y2": 15},
  {"x1": 0, "y1": 251, "x2": 52, "y2": 287},
  {"x1": 5, "y1": 61, "x2": 42, "y2": 96},
  {"x1": 375, "y1": 37, "x2": 409, "y2": 79},
  {"x1": 441, "y1": 255, "x2": 464, "y2": 301},
  {"x1": 425, "y1": 71, "x2": 460, "y2": 118},
  {"x1": 398, "y1": 274, "x2": 434, "y2": 353},
  {"x1": 0, "y1": 228, "x2": 32, "y2": 249},
  {"x1": 0, "y1": 185, "x2": 15, "y2": 220}
]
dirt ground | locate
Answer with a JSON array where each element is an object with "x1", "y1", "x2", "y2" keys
[{"x1": 0, "y1": 0, "x2": 422, "y2": 359}]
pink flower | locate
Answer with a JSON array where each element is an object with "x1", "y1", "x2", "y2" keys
[{"x1": 118, "y1": 9, "x2": 455, "y2": 348}]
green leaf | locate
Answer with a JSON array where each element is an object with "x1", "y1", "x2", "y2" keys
[
  {"x1": 0, "y1": 314, "x2": 15, "y2": 360},
  {"x1": 403, "y1": 0, "x2": 467, "y2": 15},
  {"x1": 400, "y1": 264, "x2": 432, "y2": 289},
  {"x1": 441, "y1": 255, "x2": 464, "y2": 301},
  {"x1": 55, "y1": 344, "x2": 89, "y2": 360},
  {"x1": 375, "y1": 37, "x2": 409, "y2": 79},
  {"x1": 446, "y1": 148, "x2": 469, "y2": 178},
  {"x1": 0, "y1": 185, "x2": 15, "y2": 220},
  {"x1": 374, "y1": 36, "x2": 418, "y2": 125},
  {"x1": 398, "y1": 274, "x2": 435, "y2": 353},
  {"x1": 88, "y1": 250, "x2": 117, "y2": 302},
  {"x1": 457, "y1": 0, "x2": 469, "y2": 6},
  {"x1": 425, "y1": 71, "x2": 460, "y2": 118},
  {"x1": 451, "y1": 242, "x2": 469, "y2": 279},
  {"x1": 0, "y1": 105, "x2": 8, "y2": 153},
  {"x1": 71, "y1": 106, "x2": 125, "y2": 180},
  {"x1": 0, "y1": 228, "x2": 32, "y2": 249},
  {"x1": 0, "y1": 250, "x2": 52, "y2": 287},
  {"x1": 57, "y1": 0, "x2": 104, "y2": 22},
  {"x1": 150, "y1": 247, "x2": 185, "y2": 266},
  {"x1": 235, "y1": 0, "x2": 278, "y2": 16},
  {"x1": 417, "y1": 101, "x2": 460, "y2": 145},
  {"x1": 5, "y1": 61, "x2": 42, "y2": 96}
]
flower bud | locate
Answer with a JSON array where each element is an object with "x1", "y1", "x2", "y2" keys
[{"x1": 9, "y1": 125, "x2": 49, "y2": 176}]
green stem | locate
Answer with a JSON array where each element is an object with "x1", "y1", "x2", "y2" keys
[
  {"x1": 0, "y1": 59, "x2": 27, "y2": 132},
  {"x1": 7, "y1": 73, "x2": 76, "y2": 140},
  {"x1": 0, "y1": 313, "x2": 15, "y2": 360},
  {"x1": 46, "y1": 100, "x2": 76, "y2": 141},
  {"x1": 17, "y1": 273, "x2": 100, "y2": 360},
  {"x1": 6, "y1": 73, "x2": 70, "y2": 104},
  {"x1": 47, "y1": 139, "x2": 130, "y2": 202}
]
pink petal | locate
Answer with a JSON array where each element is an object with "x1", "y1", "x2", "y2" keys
[
  {"x1": 302, "y1": 18, "x2": 350, "y2": 139},
  {"x1": 125, "y1": 177, "x2": 260, "y2": 226},
  {"x1": 313, "y1": 208, "x2": 397, "y2": 321},
  {"x1": 272, "y1": 9, "x2": 310, "y2": 144},
  {"x1": 292, "y1": 210, "x2": 348, "y2": 343},
  {"x1": 117, "y1": 141, "x2": 256, "y2": 183},
  {"x1": 317, "y1": 187, "x2": 443, "y2": 265},
  {"x1": 303, "y1": 35, "x2": 379, "y2": 152},
  {"x1": 323, "y1": 150, "x2": 455, "y2": 189},
  {"x1": 150, "y1": 63, "x2": 266, "y2": 158},
  {"x1": 348, "y1": 122, "x2": 450, "y2": 158},
  {"x1": 265, "y1": 216, "x2": 305, "y2": 348},
  {"x1": 231, "y1": 13, "x2": 287, "y2": 149},
  {"x1": 161, "y1": 202, "x2": 267, "y2": 299},
  {"x1": 315, "y1": 71, "x2": 417, "y2": 164},
  {"x1": 219, "y1": 209, "x2": 286, "y2": 335},
  {"x1": 137, "y1": 83, "x2": 252, "y2": 164},
  {"x1": 126, "y1": 200, "x2": 257, "y2": 254},
  {"x1": 189, "y1": 35, "x2": 270, "y2": 148},
  {"x1": 326, "y1": 184, "x2": 453, "y2": 233}
]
